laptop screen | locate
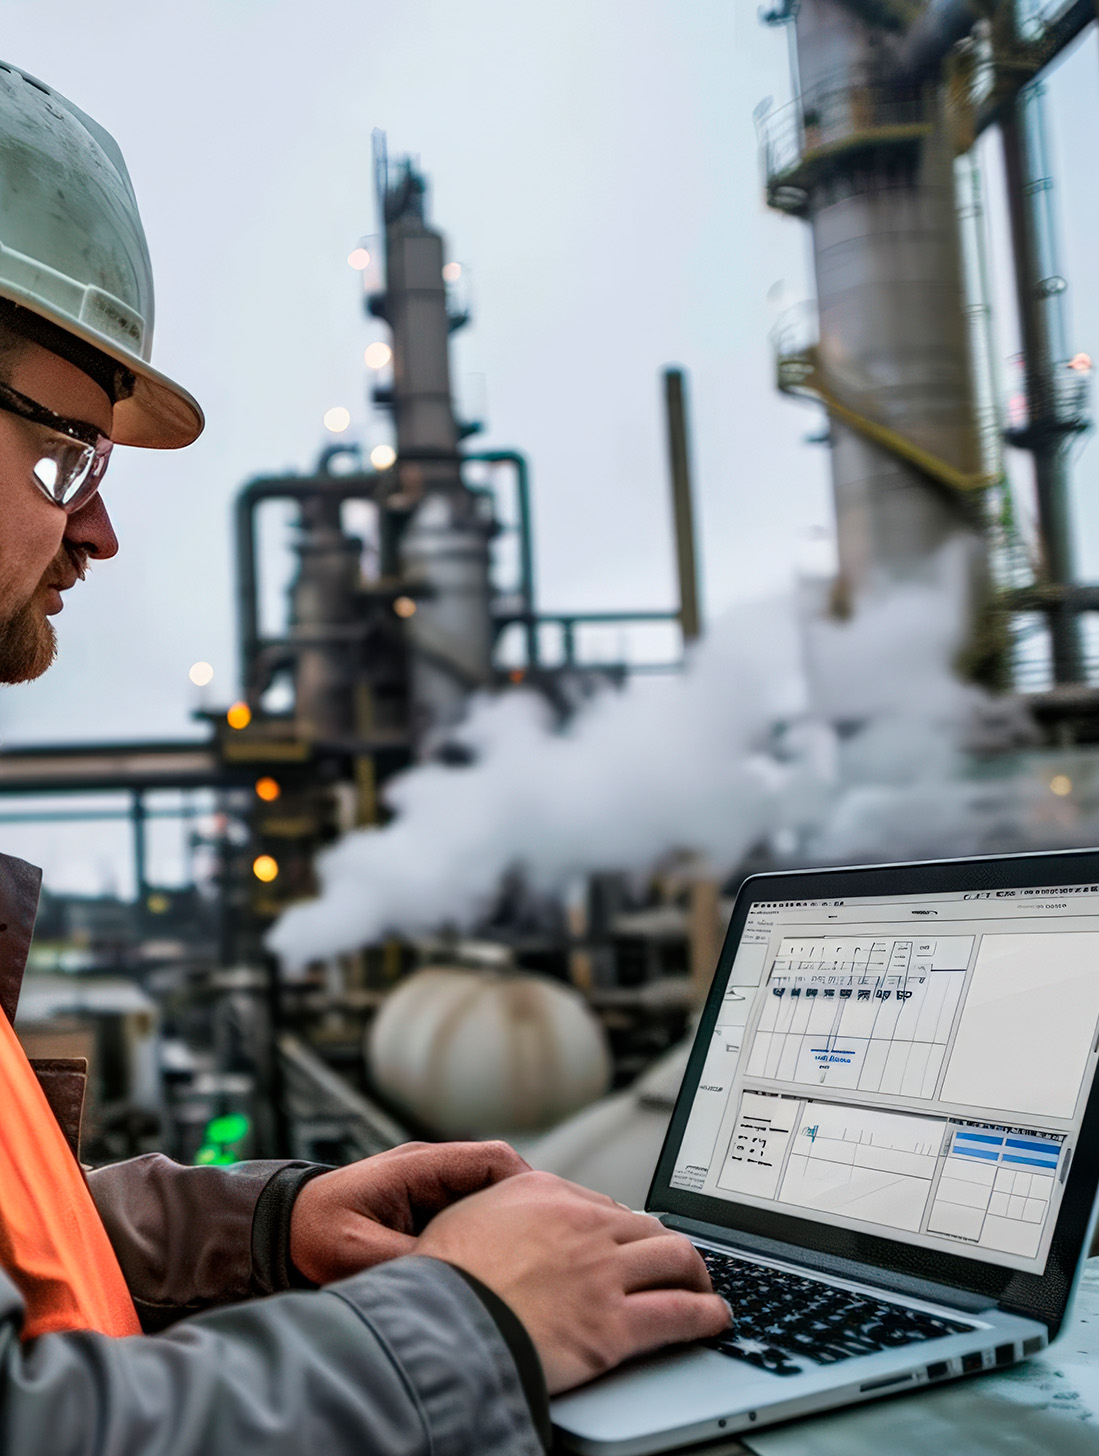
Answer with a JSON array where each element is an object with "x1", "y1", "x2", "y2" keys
[{"x1": 665, "y1": 877, "x2": 1099, "y2": 1277}]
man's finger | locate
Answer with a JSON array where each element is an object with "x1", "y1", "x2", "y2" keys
[
  {"x1": 619, "y1": 1288, "x2": 732, "y2": 1356},
  {"x1": 615, "y1": 1234, "x2": 714, "y2": 1294},
  {"x1": 607, "y1": 1208, "x2": 674, "y2": 1245},
  {"x1": 382, "y1": 1140, "x2": 532, "y2": 1212}
]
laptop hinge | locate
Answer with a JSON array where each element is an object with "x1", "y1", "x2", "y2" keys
[{"x1": 659, "y1": 1213, "x2": 997, "y2": 1314}]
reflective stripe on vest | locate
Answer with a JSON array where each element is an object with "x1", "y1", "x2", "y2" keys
[{"x1": 0, "y1": 1012, "x2": 140, "y2": 1339}]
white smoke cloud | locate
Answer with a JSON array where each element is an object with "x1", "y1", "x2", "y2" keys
[{"x1": 266, "y1": 548, "x2": 1079, "y2": 970}]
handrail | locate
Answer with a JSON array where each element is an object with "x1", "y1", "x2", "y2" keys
[
  {"x1": 770, "y1": 303, "x2": 998, "y2": 495},
  {"x1": 757, "y1": 85, "x2": 931, "y2": 186}
]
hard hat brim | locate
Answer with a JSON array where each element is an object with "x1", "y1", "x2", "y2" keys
[{"x1": 0, "y1": 281, "x2": 204, "y2": 450}]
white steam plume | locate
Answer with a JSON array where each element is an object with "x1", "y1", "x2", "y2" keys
[{"x1": 267, "y1": 550, "x2": 1070, "y2": 970}]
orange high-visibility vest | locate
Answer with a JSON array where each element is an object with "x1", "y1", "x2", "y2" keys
[{"x1": 0, "y1": 1011, "x2": 140, "y2": 1339}]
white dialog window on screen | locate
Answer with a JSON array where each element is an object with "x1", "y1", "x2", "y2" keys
[{"x1": 939, "y1": 932, "x2": 1099, "y2": 1120}]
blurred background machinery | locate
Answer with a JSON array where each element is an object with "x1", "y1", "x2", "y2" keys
[
  {"x1": 0, "y1": 139, "x2": 705, "y2": 1166},
  {"x1": 761, "y1": 0, "x2": 1097, "y2": 706},
  {"x1": 4, "y1": 3, "x2": 1099, "y2": 1200}
]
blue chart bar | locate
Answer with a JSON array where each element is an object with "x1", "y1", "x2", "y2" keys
[
  {"x1": 954, "y1": 1132, "x2": 1005, "y2": 1160},
  {"x1": 960, "y1": 1129, "x2": 1007, "y2": 1164},
  {"x1": 950, "y1": 1129, "x2": 1061, "y2": 1174}
]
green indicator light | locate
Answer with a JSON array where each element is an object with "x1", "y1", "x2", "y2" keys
[
  {"x1": 203, "y1": 1112, "x2": 251, "y2": 1146},
  {"x1": 193, "y1": 1146, "x2": 237, "y2": 1166}
]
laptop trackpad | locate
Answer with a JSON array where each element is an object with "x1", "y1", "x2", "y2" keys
[{"x1": 552, "y1": 1342, "x2": 788, "y2": 1445}]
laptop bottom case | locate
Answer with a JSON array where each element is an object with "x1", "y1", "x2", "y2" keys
[{"x1": 551, "y1": 1305, "x2": 1043, "y2": 1456}]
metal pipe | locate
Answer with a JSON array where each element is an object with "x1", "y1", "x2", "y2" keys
[
  {"x1": 1000, "y1": 85, "x2": 1084, "y2": 682},
  {"x1": 495, "y1": 610, "x2": 679, "y2": 628},
  {"x1": 0, "y1": 807, "x2": 193, "y2": 823},
  {"x1": 562, "y1": 620, "x2": 576, "y2": 665},
  {"x1": 975, "y1": 2, "x2": 1095, "y2": 132},
  {"x1": 234, "y1": 472, "x2": 383, "y2": 696},
  {"x1": 132, "y1": 790, "x2": 148, "y2": 906},
  {"x1": 892, "y1": 0, "x2": 984, "y2": 79},
  {"x1": 463, "y1": 450, "x2": 538, "y2": 666},
  {"x1": 662, "y1": 368, "x2": 703, "y2": 643}
]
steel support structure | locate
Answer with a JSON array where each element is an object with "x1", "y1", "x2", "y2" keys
[{"x1": 1000, "y1": 83, "x2": 1085, "y2": 681}]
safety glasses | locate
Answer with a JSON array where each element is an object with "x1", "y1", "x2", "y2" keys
[{"x1": 0, "y1": 378, "x2": 113, "y2": 513}]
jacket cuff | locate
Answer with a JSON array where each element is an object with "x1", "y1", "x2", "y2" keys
[
  {"x1": 447, "y1": 1265, "x2": 552, "y2": 1453},
  {"x1": 250, "y1": 1162, "x2": 333, "y2": 1295},
  {"x1": 329, "y1": 1255, "x2": 546, "y2": 1456},
  {"x1": 88, "y1": 1153, "x2": 314, "y2": 1321}
]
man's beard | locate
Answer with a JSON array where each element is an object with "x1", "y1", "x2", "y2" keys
[
  {"x1": 0, "y1": 591, "x2": 57, "y2": 682},
  {"x1": 0, "y1": 544, "x2": 85, "y2": 684}
]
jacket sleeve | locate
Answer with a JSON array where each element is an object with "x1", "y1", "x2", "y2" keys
[
  {"x1": 0, "y1": 1254, "x2": 544, "y2": 1456},
  {"x1": 86, "y1": 1154, "x2": 325, "y2": 1325}
]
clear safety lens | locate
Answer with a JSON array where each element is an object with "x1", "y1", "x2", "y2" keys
[{"x1": 31, "y1": 432, "x2": 111, "y2": 512}]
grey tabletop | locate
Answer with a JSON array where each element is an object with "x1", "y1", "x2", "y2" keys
[{"x1": 556, "y1": 1259, "x2": 1099, "y2": 1456}]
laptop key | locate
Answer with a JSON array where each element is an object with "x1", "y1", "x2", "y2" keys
[
  {"x1": 699, "y1": 1248, "x2": 972, "y2": 1369},
  {"x1": 707, "y1": 1333, "x2": 804, "y2": 1376}
]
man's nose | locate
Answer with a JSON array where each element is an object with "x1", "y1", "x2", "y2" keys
[{"x1": 63, "y1": 492, "x2": 118, "y2": 560}]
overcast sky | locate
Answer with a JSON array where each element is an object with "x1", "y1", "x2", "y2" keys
[{"x1": 1, "y1": 1, "x2": 1098, "y2": 894}]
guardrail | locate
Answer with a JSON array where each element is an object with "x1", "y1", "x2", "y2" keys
[
  {"x1": 1005, "y1": 361, "x2": 1092, "y2": 437},
  {"x1": 1010, "y1": 654, "x2": 1099, "y2": 693},
  {"x1": 756, "y1": 86, "x2": 929, "y2": 188},
  {"x1": 769, "y1": 300, "x2": 818, "y2": 364},
  {"x1": 770, "y1": 300, "x2": 1003, "y2": 480}
]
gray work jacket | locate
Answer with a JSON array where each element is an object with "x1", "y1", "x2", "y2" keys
[{"x1": 0, "y1": 852, "x2": 545, "y2": 1456}]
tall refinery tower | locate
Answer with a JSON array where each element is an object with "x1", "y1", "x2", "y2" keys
[{"x1": 761, "y1": 0, "x2": 1095, "y2": 693}]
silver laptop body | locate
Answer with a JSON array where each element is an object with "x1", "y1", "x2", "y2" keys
[{"x1": 552, "y1": 850, "x2": 1099, "y2": 1455}]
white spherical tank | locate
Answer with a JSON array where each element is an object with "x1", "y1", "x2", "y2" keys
[{"x1": 366, "y1": 967, "x2": 612, "y2": 1138}]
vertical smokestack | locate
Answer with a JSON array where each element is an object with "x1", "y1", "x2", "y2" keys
[{"x1": 663, "y1": 367, "x2": 703, "y2": 644}]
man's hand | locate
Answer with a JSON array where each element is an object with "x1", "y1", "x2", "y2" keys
[
  {"x1": 417, "y1": 1170, "x2": 731, "y2": 1395},
  {"x1": 290, "y1": 1140, "x2": 530, "y2": 1283}
]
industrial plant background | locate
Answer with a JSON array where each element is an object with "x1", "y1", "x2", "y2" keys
[{"x1": 4, "y1": 0, "x2": 1099, "y2": 1197}]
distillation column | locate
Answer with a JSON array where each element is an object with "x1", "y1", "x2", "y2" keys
[
  {"x1": 372, "y1": 158, "x2": 494, "y2": 744},
  {"x1": 769, "y1": 0, "x2": 990, "y2": 653}
]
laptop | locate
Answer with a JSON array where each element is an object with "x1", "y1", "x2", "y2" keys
[{"x1": 552, "y1": 849, "x2": 1099, "y2": 1455}]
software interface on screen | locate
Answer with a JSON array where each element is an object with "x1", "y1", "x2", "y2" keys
[{"x1": 669, "y1": 883, "x2": 1099, "y2": 1274}]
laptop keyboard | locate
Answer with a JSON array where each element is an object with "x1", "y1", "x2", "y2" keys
[{"x1": 699, "y1": 1248, "x2": 973, "y2": 1377}]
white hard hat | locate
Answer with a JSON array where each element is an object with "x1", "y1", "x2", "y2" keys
[{"x1": 0, "y1": 61, "x2": 202, "y2": 448}]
